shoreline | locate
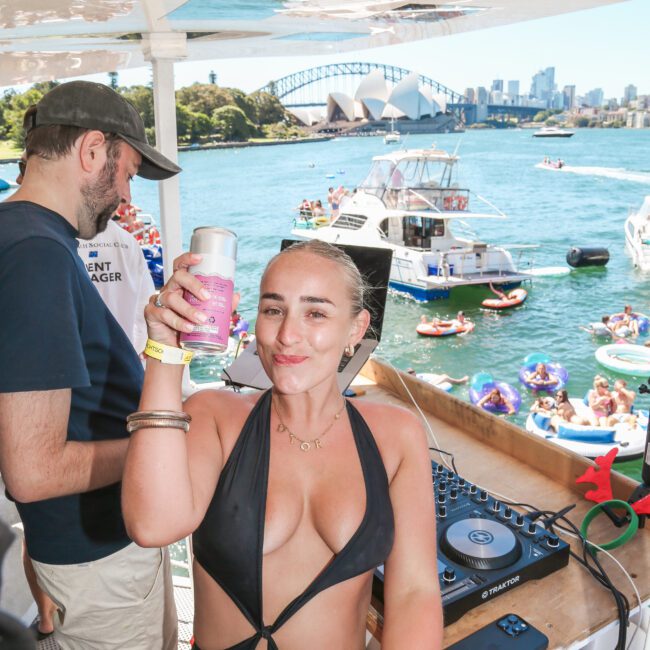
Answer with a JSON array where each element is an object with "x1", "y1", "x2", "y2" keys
[{"x1": 0, "y1": 135, "x2": 335, "y2": 165}]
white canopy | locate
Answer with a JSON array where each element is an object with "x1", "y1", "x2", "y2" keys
[{"x1": 0, "y1": 0, "x2": 625, "y2": 275}]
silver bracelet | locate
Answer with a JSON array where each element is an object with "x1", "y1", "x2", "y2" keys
[
  {"x1": 126, "y1": 418, "x2": 190, "y2": 434},
  {"x1": 127, "y1": 410, "x2": 191, "y2": 423}
]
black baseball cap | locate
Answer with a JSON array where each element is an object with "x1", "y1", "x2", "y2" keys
[{"x1": 24, "y1": 81, "x2": 181, "y2": 181}]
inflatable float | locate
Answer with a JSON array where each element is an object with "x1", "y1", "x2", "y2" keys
[
  {"x1": 595, "y1": 343, "x2": 650, "y2": 376},
  {"x1": 481, "y1": 288, "x2": 528, "y2": 310},
  {"x1": 469, "y1": 373, "x2": 521, "y2": 414},
  {"x1": 293, "y1": 216, "x2": 329, "y2": 230},
  {"x1": 526, "y1": 399, "x2": 647, "y2": 461},
  {"x1": 518, "y1": 353, "x2": 568, "y2": 392},
  {"x1": 416, "y1": 321, "x2": 475, "y2": 337}
]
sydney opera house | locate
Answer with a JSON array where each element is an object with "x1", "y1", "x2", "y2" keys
[{"x1": 289, "y1": 70, "x2": 458, "y2": 133}]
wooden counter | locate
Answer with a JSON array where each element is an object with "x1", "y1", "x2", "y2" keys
[{"x1": 360, "y1": 358, "x2": 649, "y2": 649}]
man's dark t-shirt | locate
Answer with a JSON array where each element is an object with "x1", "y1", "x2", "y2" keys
[{"x1": 0, "y1": 201, "x2": 144, "y2": 564}]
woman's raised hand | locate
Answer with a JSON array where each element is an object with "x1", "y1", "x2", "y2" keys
[{"x1": 145, "y1": 253, "x2": 210, "y2": 347}]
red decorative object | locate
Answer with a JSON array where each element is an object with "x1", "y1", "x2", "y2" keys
[
  {"x1": 575, "y1": 448, "x2": 619, "y2": 503},
  {"x1": 631, "y1": 493, "x2": 650, "y2": 516}
]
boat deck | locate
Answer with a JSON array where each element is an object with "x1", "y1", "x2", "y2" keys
[
  {"x1": 421, "y1": 269, "x2": 533, "y2": 287},
  {"x1": 9, "y1": 362, "x2": 650, "y2": 648}
]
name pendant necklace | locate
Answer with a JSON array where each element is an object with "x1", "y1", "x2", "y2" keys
[{"x1": 272, "y1": 396, "x2": 346, "y2": 451}]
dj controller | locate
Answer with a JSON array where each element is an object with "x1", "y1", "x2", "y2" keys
[{"x1": 373, "y1": 461, "x2": 570, "y2": 624}]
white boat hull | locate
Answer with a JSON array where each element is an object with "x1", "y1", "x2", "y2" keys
[{"x1": 625, "y1": 197, "x2": 650, "y2": 271}]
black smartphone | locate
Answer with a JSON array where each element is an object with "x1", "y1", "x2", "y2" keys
[{"x1": 447, "y1": 614, "x2": 549, "y2": 649}]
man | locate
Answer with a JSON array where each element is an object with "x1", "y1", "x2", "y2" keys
[{"x1": 0, "y1": 81, "x2": 181, "y2": 649}]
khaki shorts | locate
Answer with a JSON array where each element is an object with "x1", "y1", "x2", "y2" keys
[{"x1": 32, "y1": 543, "x2": 177, "y2": 650}]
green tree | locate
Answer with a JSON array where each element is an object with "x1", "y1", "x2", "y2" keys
[
  {"x1": 212, "y1": 105, "x2": 257, "y2": 141},
  {"x1": 574, "y1": 116, "x2": 589, "y2": 127},
  {"x1": 248, "y1": 91, "x2": 286, "y2": 125},
  {"x1": 120, "y1": 86, "x2": 155, "y2": 129},
  {"x1": 176, "y1": 104, "x2": 213, "y2": 142}
]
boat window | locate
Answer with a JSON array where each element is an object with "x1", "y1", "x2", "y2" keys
[
  {"x1": 332, "y1": 214, "x2": 368, "y2": 230},
  {"x1": 402, "y1": 217, "x2": 444, "y2": 249},
  {"x1": 378, "y1": 219, "x2": 389, "y2": 238},
  {"x1": 359, "y1": 160, "x2": 394, "y2": 198}
]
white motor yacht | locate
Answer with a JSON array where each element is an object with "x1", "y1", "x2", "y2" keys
[
  {"x1": 625, "y1": 195, "x2": 650, "y2": 271},
  {"x1": 291, "y1": 148, "x2": 539, "y2": 301},
  {"x1": 533, "y1": 126, "x2": 575, "y2": 138}
]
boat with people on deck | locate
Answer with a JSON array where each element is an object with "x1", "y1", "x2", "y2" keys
[
  {"x1": 291, "y1": 147, "x2": 550, "y2": 301},
  {"x1": 624, "y1": 195, "x2": 650, "y2": 272}
]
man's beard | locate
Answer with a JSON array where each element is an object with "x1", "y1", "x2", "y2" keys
[{"x1": 77, "y1": 154, "x2": 121, "y2": 240}]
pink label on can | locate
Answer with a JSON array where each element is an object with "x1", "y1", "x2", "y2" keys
[{"x1": 179, "y1": 274, "x2": 234, "y2": 348}]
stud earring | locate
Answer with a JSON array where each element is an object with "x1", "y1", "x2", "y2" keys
[{"x1": 345, "y1": 344, "x2": 355, "y2": 357}]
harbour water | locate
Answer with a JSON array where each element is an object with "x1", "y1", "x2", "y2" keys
[{"x1": 26, "y1": 128, "x2": 650, "y2": 478}]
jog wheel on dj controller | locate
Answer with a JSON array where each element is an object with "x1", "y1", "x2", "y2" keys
[{"x1": 439, "y1": 518, "x2": 522, "y2": 571}]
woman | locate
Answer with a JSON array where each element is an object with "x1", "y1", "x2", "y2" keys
[
  {"x1": 587, "y1": 375, "x2": 616, "y2": 427},
  {"x1": 477, "y1": 388, "x2": 516, "y2": 415},
  {"x1": 525, "y1": 362, "x2": 558, "y2": 389},
  {"x1": 553, "y1": 389, "x2": 590, "y2": 426},
  {"x1": 122, "y1": 240, "x2": 442, "y2": 650}
]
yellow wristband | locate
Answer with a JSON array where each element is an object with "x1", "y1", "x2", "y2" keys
[{"x1": 144, "y1": 338, "x2": 193, "y2": 365}]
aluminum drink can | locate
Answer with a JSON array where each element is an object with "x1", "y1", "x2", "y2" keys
[{"x1": 179, "y1": 226, "x2": 237, "y2": 354}]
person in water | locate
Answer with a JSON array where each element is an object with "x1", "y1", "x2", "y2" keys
[
  {"x1": 525, "y1": 362, "x2": 558, "y2": 389},
  {"x1": 406, "y1": 368, "x2": 469, "y2": 385},
  {"x1": 488, "y1": 282, "x2": 508, "y2": 300},
  {"x1": 477, "y1": 388, "x2": 516, "y2": 415},
  {"x1": 122, "y1": 240, "x2": 443, "y2": 650},
  {"x1": 610, "y1": 304, "x2": 640, "y2": 336}
]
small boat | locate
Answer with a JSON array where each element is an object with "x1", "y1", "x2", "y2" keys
[
  {"x1": 624, "y1": 195, "x2": 650, "y2": 271},
  {"x1": 595, "y1": 343, "x2": 650, "y2": 376},
  {"x1": 518, "y1": 353, "x2": 568, "y2": 392},
  {"x1": 481, "y1": 288, "x2": 527, "y2": 310},
  {"x1": 532, "y1": 126, "x2": 574, "y2": 138},
  {"x1": 416, "y1": 320, "x2": 475, "y2": 337},
  {"x1": 384, "y1": 117, "x2": 401, "y2": 144},
  {"x1": 526, "y1": 400, "x2": 647, "y2": 461},
  {"x1": 537, "y1": 159, "x2": 566, "y2": 170},
  {"x1": 0, "y1": 178, "x2": 11, "y2": 192}
]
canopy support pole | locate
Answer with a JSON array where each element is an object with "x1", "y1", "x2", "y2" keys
[{"x1": 143, "y1": 32, "x2": 187, "y2": 280}]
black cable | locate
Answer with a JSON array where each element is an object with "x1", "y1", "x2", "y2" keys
[
  {"x1": 533, "y1": 508, "x2": 629, "y2": 649},
  {"x1": 220, "y1": 367, "x2": 241, "y2": 392},
  {"x1": 428, "y1": 446, "x2": 458, "y2": 474}
]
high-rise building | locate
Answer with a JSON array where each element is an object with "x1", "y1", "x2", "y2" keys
[
  {"x1": 491, "y1": 79, "x2": 503, "y2": 92},
  {"x1": 507, "y1": 80, "x2": 519, "y2": 97},
  {"x1": 464, "y1": 87, "x2": 476, "y2": 103},
  {"x1": 562, "y1": 85, "x2": 576, "y2": 110},
  {"x1": 623, "y1": 84, "x2": 637, "y2": 105},
  {"x1": 530, "y1": 67, "x2": 555, "y2": 107},
  {"x1": 475, "y1": 86, "x2": 488, "y2": 104},
  {"x1": 585, "y1": 88, "x2": 604, "y2": 108}
]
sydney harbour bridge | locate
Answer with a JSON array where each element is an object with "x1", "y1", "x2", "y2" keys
[{"x1": 260, "y1": 62, "x2": 539, "y2": 125}]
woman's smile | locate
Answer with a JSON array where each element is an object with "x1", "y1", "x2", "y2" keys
[{"x1": 273, "y1": 354, "x2": 309, "y2": 366}]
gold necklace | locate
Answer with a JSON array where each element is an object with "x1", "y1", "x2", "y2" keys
[{"x1": 272, "y1": 396, "x2": 347, "y2": 451}]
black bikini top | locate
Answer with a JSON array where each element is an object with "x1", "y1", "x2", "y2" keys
[{"x1": 192, "y1": 390, "x2": 394, "y2": 650}]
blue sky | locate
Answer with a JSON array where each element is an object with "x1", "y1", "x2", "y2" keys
[{"x1": 38, "y1": 0, "x2": 650, "y2": 100}]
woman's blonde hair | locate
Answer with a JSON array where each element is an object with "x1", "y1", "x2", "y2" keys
[{"x1": 263, "y1": 240, "x2": 370, "y2": 318}]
